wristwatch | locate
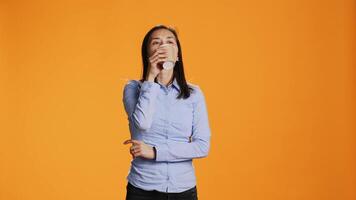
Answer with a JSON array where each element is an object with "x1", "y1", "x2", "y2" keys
[{"x1": 153, "y1": 146, "x2": 157, "y2": 161}]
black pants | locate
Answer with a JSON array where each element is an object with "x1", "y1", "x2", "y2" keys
[{"x1": 126, "y1": 182, "x2": 198, "y2": 200}]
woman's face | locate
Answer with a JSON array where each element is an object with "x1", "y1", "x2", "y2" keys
[{"x1": 147, "y1": 29, "x2": 178, "y2": 57}]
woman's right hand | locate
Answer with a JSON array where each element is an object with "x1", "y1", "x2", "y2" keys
[{"x1": 146, "y1": 48, "x2": 168, "y2": 81}]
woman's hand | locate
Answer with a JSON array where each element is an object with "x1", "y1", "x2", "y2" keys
[
  {"x1": 123, "y1": 139, "x2": 155, "y2": 160},
  {"x1": 146, "y1": 48, "x2": 169, "y2": 81}
]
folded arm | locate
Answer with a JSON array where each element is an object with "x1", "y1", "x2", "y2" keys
[
  {"x1": 123, "y1": 80, "x2": 160, "y2": 131},
  {"x1": 154, "y1": 86, "x2": 211, "y2": 162}
]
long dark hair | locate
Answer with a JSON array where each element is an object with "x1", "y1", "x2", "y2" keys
[{"x1": 139, "y1": 25, "x2": 193, "y2": 99}]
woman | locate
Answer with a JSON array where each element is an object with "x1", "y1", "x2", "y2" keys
[{"x1": 122, "y1": 24, "x2": 211, "y2": 200}]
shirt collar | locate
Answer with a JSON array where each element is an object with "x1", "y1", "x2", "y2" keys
[
  {"x1": 172, "y1": 77, "x2": 180, "y2": 92},
  {"x1": 155, "y1": 77, "x2": 180, "y2": 92},
  {"x1": 139, "y1": 77, "x2": 180, "y2": 92}
]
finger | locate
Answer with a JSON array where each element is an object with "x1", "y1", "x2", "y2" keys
[
  {"x1": 149, "y1": 52, "x2": 168, "y2": 62},
  {"x1": 130, "y1": 150, "x2": 135, "y2": 158},
  {"x1": 150, "y1": 49, "x2": 167, "y2": 58},
  {"x1": 150, "y1": 52, "x2": 168, "y2": 60},
  {"x1": 130, "y1": 146, "x2": 140, "y2": 151},
  {"x1": 130, "y1": 145, "x2": 138, "y2": 150},
  {"x1": 123, "y1": 139, "x2": 141, "y2": 145},
  {"x1": 153, "y1": 58, "x2": 168, "y2": 65},
  {"x1": 129, "y1": 150, "x2": 135, "y2": 159},
  {"x1": 152, "y1": 54, "x2": 169, "y2": 63},
  {"x1": 133, "y1": 151, "x2": 141, "y2": 157},
  {"x1": 151, "y1": 56, "x2": 168, "y2": 65},
  {"x1": 130, "y1": 148, "x2": 136, "y2": 154},
  {"x1": 130, "y1": 140, "x2": 142, "y2": 145},
  {"x1": 132, "y1": 148, "x2": 141, "y2": 153},
  {"x1": 123, "y1": 139, "x2": 132, "y2": 145},
  {"x1": 149, "y1": 55, "x2": 167, "y2": 65}
]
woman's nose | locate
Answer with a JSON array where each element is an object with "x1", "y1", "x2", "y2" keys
[{"x1": 161, "y1": 41, "x2": 170, "y2": 45}]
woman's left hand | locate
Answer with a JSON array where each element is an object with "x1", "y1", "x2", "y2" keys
[{"x1": 123, "y1": 139, "x2": 155, "y2": 160}]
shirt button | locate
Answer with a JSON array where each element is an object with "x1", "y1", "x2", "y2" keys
[{"x1": 166, "y1": 176, "x2": 169, "y2": 180}]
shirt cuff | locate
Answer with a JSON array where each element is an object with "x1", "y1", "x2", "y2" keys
[{"x1": 154, "y1": 143, "x2": 169, "y2": 162}]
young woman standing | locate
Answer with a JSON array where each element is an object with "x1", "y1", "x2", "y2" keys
[{"x1": 123, "y1": 25, "x2": 211, "y2": 200}]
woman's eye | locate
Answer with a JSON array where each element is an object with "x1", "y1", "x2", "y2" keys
[
  {"x1": 168, "y1": 41, "x2": 174, "y2": 44},
  {"x1": 152, "y1": 42, "x2": 158, "y2": 45}
]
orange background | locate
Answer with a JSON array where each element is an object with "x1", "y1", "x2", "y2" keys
[{"x1": 1, "y1": 0, "x2": 355, "y2": 199}]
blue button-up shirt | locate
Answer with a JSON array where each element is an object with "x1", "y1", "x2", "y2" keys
[{"x1": 122, "y1": 77, "x2": 211, "y2": 193}]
